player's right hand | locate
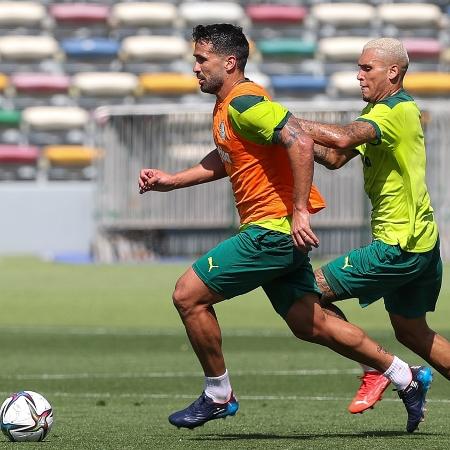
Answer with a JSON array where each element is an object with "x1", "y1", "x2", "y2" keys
[{"x1": 138, "y1": 168, "x2": 175, "y2": 193}]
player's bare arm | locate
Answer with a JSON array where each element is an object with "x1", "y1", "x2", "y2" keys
[
  {"x1": 139, "y1": 149, "x2": 227, "y2": 194},
  {"x1": 278, "y1": 115, "x2": 319, "y2": 252},
  {"x1": 314, "y1": 144, "x2": 359, "y2": 170},
  {"x1": 298, "y1": 118, "x2": 377, "y2": 150}
]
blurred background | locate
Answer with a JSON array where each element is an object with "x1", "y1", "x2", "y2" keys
[{"x1": 0, "y1": 0, "x2": 448, "y2": 263}]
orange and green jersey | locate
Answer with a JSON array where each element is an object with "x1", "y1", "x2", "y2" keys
[{"x1": 212, "y1": 80, "x2": 325, "y2": 232}]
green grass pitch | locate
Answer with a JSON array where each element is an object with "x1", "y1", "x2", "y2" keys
[{"x1": 0, "y1": 256, "x2": 449, "y2": 449}]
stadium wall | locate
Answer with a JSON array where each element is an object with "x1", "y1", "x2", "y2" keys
[{"x1": 0, "y1": 182, "x2": 94, "y2": 258}]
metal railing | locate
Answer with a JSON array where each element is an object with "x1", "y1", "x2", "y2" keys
[{"x1": 93, "y1": 100, "x2": 450, "y2": 261}]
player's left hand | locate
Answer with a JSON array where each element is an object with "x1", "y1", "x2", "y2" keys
[{"x1": 291, "y1": 207, "x2": 319, "y2": 253}]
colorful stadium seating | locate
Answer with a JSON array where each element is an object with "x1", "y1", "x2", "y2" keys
[
  {"x1": 0, "y1": 0, "x2": 447, "y2": 185},
  {"x1": 43, "y1": 145, "x2": 102, "y2": 181},
  {"x1": 61, "y1": 37, "x2": 120, "y2": 73},
  {"x1": 270, "y1": 74, "x2": 328, "y2": 97},
  {"x1": 71, "y1": 72, "x2": 138, "y2": 107},
  {"x1": 0, "y1": 144, "x2": 39, "y2": 181},
  {"x1": 139, "y1": 73, "x2": 198, "y2": 95},
  {"x1": 310, "y1": 3, "x2": 376, "y2": 37},
  {"x1": 404, "y1": 72, "x2": 450, "y2": 95},
  {"x1": 22, "y1": 106, "x2": 90, "y2": 146},
  {"x1": 378, "y1": 3, "x2": 443, "y2": 37},
  {"x1": 120, "y1": 35, "x2": 189, "y2": 73},
  {"x1": 0, "y1": 2, "x2": 46, "y2": 32},
  {"x1": 178, "y1": 2, "x2": 247, "y2": 29},
  {"x1": 50, "y1": 3, "x2": 110, "y2": 38},
  {"x1": 0, "y1": 35, "x2": 60, "y2": 74},
  {"x1": 9, "y1": 73, "x2": 71, "y2": 108},
  {"x1": 110, "y1": 2, "x2": 179, "y2": 37}
]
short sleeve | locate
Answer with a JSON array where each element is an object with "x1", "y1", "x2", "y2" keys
[
  {"x1": 356, "y1": 103, "x2": 399, "y2": 148},
  {"x1": 228, "y1": 95, "x2": 291, "y2": 145}
]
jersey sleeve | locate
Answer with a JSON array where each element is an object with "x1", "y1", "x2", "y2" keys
[
  {"x1": 228, "y1": 95, "x2": 291, "y2": 145},
  {"x1": 355, "y1": 103, "x2": 399, "y2": 149}
]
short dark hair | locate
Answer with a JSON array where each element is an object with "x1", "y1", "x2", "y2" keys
[{"x1": 192, "y1": 24, "x2": 249, "y2": 71}]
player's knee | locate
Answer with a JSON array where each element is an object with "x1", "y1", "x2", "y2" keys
[
  {"x1": 289, "y1": 317, "x2": 328, "y2": 343},
  {"x1": 172, "y1": 281, "x2": 194, "y2": 317}
]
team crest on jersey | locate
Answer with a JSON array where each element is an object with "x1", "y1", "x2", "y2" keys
[
  {"x1": 219, "y1": 121, "x2": 227, "y2": 140},
  {"x1": 217, "y1": 145, "x2": 231, "y2": 164}
]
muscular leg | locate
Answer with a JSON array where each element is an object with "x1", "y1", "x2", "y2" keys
[
  {"x1": 172, "y1": 266, "x2": 225, "y2": 377},
  {"x1": 390, "y1": 313, "x2": 450, "y2": 380},
  {"x1": 284, "y1": 292, "x2": 394, "y2": 372}
]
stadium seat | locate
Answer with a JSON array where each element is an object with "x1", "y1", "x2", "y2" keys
[
  {"x1": 403, "y1": 38, "x2": 442, "y2": 61},
  {"x1": 22, "y1": 106, "x2": 89, "y2": 146},
  {"x1": 404, "y1": 72, "x2": 450, "y2": 96},
  {"x1": 71, "y1": 72, "x2": 139, "y2": 107},
  {"x1": 328, "y1": 71, "x2": 360, "y2": 97},
  {"x1": 378, "y1": 3, "x2": 443, "y2": 37},
  {"x1": 139, "y1": 73, "x2": 198, "y2": 95},
  {"x1": 0, "y1": 35, "x2": 61, "y2": 74},
  {"x1": 0, "y1": 73, "x2": 9, "y2": 92},
  {"x1": 61, "y1": 37, "x2": 120, "y2": 73},
  {"x1": 120, "y1": 35, "x2": 190, "y2": 73},
  {"x1": 0, "y1": 109, "x2": 21, "y2": 128},
  {"x1": 245, "y1": 4, "x2": 307, "y2": 38},
  {"x1": 49, "y1": 3, "x2": 110, "y2": 38},
  {"x1": 43, "y1": 145, "x2": 102, "y2": 181},
  {"x1": 0, "y1": 2, "x2": 46, "y2": 33},
  {"x1": 138, "y1": 72, "x2": 201, "y2": 104},
  {"x1": 9, "y1": 73, "x2": 71, "y2": 108},
  {"x1": 0, "y1": 144, "x2": 39, "y2": 181},
  {"x1": 110, "y1": 2, "x2": 179, "y2": 38},
  {"x1": 310, "y1": 3, "x2": 376, "y2": 38},
  {"x1": 257, "y1": 38, "x2": 318, "y2": 75},
  {"x1": 270, "y1": 74, "x2": 327, "y2": 98},
  {"x1": 0, "y1": 109, "x2": 22, "y2": 144},
  {"x1": 178, "y1": 2, "x2": 248, "y2": 31},
  {"x1": 318, "y1": 36, "x2": 372, "y2": 74}
]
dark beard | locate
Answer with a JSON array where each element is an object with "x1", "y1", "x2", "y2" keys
[{"x1": 200, "y1": 75, "x2": 223, "y2": 94}]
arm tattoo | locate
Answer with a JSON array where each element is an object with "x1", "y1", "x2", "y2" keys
[
  {"x1": 377, "y1": 345, "x2": 392, "y2": 356},
  {"x1": 281, "y1": 120, "x2": 301, "y2": 148},
  {"x1": 345, "y1": 121, "x2": 377, "y2": 144},
  {"x1": 314, "y1": 145, "x2": 333, "y2": 165},
  {"x1": 298, "y1": 118, "x2": 376, "y2": 148},
  {"x1": 279, "y1": 116, "x2": 310, "y2": 149}
]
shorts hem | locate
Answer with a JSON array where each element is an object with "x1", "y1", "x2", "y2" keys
[{"x1": 321, "y1": 265, "x2": 350, "y2": 300}]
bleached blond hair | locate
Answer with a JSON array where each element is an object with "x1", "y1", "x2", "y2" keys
[{"x1": 363, "y1": 38, "x2": 409, "y2": 75}]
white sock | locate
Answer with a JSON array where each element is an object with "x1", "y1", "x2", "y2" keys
[
  {"x1": 383, "y1": 356, "x2": 413, "y2": 391},
  {"x1": 204, "y1": 369, "x2": 232, "y2": 403},
  {"x1": 360, "y1": 364, "x2": 378, "y2": 373}
]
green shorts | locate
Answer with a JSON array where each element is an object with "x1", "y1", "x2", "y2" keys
[
  {"x1": 322, "y1": 238, "x2": 442, "y2": 318},
  {"x1": 192, "y1": 225, "x2": 321, "y2": 318}
]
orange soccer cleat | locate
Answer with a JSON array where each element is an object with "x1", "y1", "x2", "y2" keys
[{"x1": 348, "y1": 371, "x2": 391, "y2": 414}]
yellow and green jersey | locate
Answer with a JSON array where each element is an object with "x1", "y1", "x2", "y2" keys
[{"x1": 355, "y1": 89, "x2": 438, "y2": 252}]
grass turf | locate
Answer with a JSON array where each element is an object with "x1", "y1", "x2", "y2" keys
[{"x1": 0, "y1": 256, "x2": 449, "y2": 449}]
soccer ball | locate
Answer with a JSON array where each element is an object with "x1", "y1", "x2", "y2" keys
[{"x1": 0, "y1": 391, "x2": 53, "y2": 442}]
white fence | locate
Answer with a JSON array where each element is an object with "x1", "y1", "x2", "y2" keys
[{"x1": 93, "y1": 101, "x2": 450, "y2": 262}]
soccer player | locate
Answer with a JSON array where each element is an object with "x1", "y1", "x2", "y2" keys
[
  {"x1": 297, "y1": 37, "x2": 449, "y2": 415},
  {"x1": 138, "y1": 25, "x2": 432, "y2": 433}
]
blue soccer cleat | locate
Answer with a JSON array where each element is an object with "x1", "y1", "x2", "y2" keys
[
  {"x1": 168, "y1": 391, "x2": 239, "y2": 429},
  {"x1": 397, "y1": 366, "x2": 433, "y2": 433}
]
